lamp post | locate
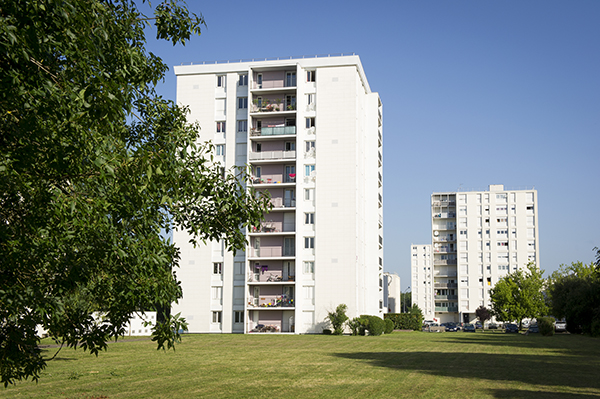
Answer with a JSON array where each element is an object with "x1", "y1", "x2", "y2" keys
[{"x1": 402, "y1": 286, "x2": 410, "y2": 313}]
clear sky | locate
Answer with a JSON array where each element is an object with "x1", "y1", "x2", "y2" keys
[{"x1": 143, "y1": 0, "x2": 600, "y2": 290}]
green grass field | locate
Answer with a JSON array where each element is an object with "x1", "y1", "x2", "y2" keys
[{"x1": 4, "y1": 331, "x2": 600, "y2": 398}]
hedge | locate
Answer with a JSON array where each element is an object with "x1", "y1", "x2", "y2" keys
[{"x1": 384, "y1": 313, "x2": 423, "y2": 331}]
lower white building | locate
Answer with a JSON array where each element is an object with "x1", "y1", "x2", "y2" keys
[{"x1": 383, "y1": 272, "x2": 401, "y2": 313}]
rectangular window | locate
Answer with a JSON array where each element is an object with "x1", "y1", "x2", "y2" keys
[
  {"x1": 234, "y1": 262, "x2": 244, "y2": 275},
  {"x1": 238, "y1": 97, "x2": 248, "y2": 109},
  {"x1": 213, "y1": 262, "x2": 222, "y2": 274},
  {"x1": 216, "y1": 75, "x2": 226, "y2": 87},
  {"x1": 234, "y1": 311, "x2": 244, "y2": 323},
  {"x1": 286, "y1": 72, "x2": 296, "y2": 87},
  {"x1": 216, "y1": 121, "x2": 226, "y2": 133},
  {"x1": 305, "y1": 164, "x2": 315, "y2": 176},
  {"x1": 237, "y1": 120, "x2": 247, "y2": 132},
  {"x1": 305, "y1": 141, "x2": 315, "y2": 152},
  {"x1": 238, "y1": 74, "x2": 248, "y2": 86},
  {"x1": 307, "y1": 70, "x2": 316, "y2": 82},
  {"x1": 215, "y1": 145, "x2": 225, "y2": 156},
  {"x1": 212, "y1": 311, "x2": 222, "y2": 323},
  {"x1": 307, "y1": 93, "x2": 315, "y2": 105},
  {"x1": 305, "y1": 213, "x2": 315, "y2": 225},
  {"x1": 303, "y1": 261, "x2": 314, "y2": 274},
  {"x1": 211, "y1": 286, "x2": 223, "y2": 300},
  {"x1": 306, "y1": 117, "x2": 315, "y2": 128},
  {"x1": 304, "y1": 237, "x2": 314, "y2": 249},
  {"x1": 304, "y1": 188, "x2": 314, "y2": 200}
]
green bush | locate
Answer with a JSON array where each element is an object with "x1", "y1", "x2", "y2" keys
[
  {"x1": 384, "y1": 318, "x2": 394, "y2": 334},
  {"x1": 347, "y1": 317, "x2": 363, "y2": 336},
  {"x1": 326, "y1": 304, "x2": 349, "y2": 335},
  {"x1": 538, "y1": 317, "x2": 555, "y2": 336},
  {"x1": 366, "y1": 316, "x2": 385, "y2": 336},
  {"x1": 322, "y1": 328, "x2": 332, "y2": 335},
  {"x1": 384, "y1": 313, "x2": 423, "y2": 331}
]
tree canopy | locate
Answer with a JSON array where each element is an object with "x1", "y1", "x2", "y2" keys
[
  {"x1": 489, "y1": 262, "x2": 547, "y2": 329},
  {"x1": 0, "y1": 0, "x2": 269, "y2": 386}
]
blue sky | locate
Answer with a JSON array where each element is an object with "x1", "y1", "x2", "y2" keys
[{"x1": 143, "y1": 1, "x2": 600, "y2": 290}]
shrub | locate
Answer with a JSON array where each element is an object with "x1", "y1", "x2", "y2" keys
[
  {"x1": 366, "y1": 316, "x2": 385, "y2": 336},
  {"x1": 347, "y1": 317, "x2": 363, "y2": 336},
  {"x1": 384, "y1": 318, "x2": 394, "y2": 334},
  {"x1": 538, "y1": 317, "x2": 555, "y2": 336},
  {"x1": 384, "y1": 313, "x2": 423, "y2": 331},
  {"x1": 322, "y1": 329, "x2": 332, "y2": 335},
  {"x1": 326, "y1": 304, "x2": 349, "y2": 335}
]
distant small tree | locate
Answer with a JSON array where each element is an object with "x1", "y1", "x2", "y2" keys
[
  {"x1": 475, "y1": 306, "x2": 491, "y2": 329},
  {"x1": 326, "y1": 304, "x2": 349, "y2": 335}
]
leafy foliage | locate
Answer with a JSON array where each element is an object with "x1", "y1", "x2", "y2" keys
[
  {"x1": 384, "y1": 312, "x2": 424, "y2": 331},
  {"x1": 0, "y1": 0, "x2": 269, "y2": 386},
  {"x1": 326, "y1": 304, "x2": 349, "y2": 335},
  {"x1": 537, "y1": 317, "x2": 555, "y2": 336},
  {"x1": 489, "y1": 262, "x2": 548, "y2": 329},
  {"x1": 384, "y1": 318, "x2": 394, "y2": 334},
  {"x1": 364, "y1": 316, "x2": 385, "y2": 336},
  {"x1": 475, "y1": 306, "x2": 491, "y2": 327},
  {"x1": 346, "y1": 317, "x2": 366, "y2": 336},
  {"x1": 548, "y1": 261, "x2": 600, "y2": 336}
]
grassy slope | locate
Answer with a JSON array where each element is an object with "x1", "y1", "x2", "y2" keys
[{"x1": 4, "y1": 331, "x2": 600, "y2": 398}]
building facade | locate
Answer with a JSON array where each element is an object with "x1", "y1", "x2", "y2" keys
[
  {"x1": 413, "y1": 185, "x2": 539, "y2": 324},
  {"x1": 410, "y1": 244, "x2": 434, "y2": 320},
  {"x1": 383, "y1": 272, "x2": 401, "y2": 313},
  {"x1": 171, "y1": 55, "x2": 383, "y2": 333}
]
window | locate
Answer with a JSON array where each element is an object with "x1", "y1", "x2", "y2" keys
[
  {"x1": 237, "y1": 120, "x2": 247, "y2": 132},
  {"x1": 215, "y1": 145, "x2": 225, "y2": 156},
  {"x1": 238, "y1": 97, "x2": 248, "y2": 109},
  {"x1": 303, "y1": 261, "x2": 314, "y2": 274},
  {"x1": 305, "y1": 164, "x2": 315, "y2": 176},
  {"x1": 497, "y1": 217, "x2": 507, "y2": 223},
  {"x1": 459, "y1": 230, "x2": 467, "y2": 237},
  {"x1": 256, "y1": 73, "x2": 263, "y2": 88},
  {"x1": 234, "y1": 311, "x2": 244, "y2": 323},
  {"x1": 307, "y1": 70, "x2": 316, "y2": 82},
  {"x1": 496, "y1": 193, "x2": 507, "y2": 202},
  {"x1": 305, "y1": 213, "x2": 315, "y2": 225},
  {"x1": 307, "y1": 93, "x2": 315, "y2": 106},
  {"x1": 213, "y1": 262, "x2": 222, "y2": 274},
  {"x1": 497, "y1": 241, "x2": 508, "y2": 247},
  {"x1": 305, "y1": 141, "x2": 315, "y2": 152},
  {"x1": 216, "y1": 121, "x2": 226, "y2": 133},
  {"x1": 304, "y1": 188, "x2": 314, "y2": 200},
  {"x1": 211, "y1": 286, "x2": 222, "y2": 299},
  {"x1": 286, "y1": 72, "x2": 296, "y2": 87},
  {"x1": 234, "y1": 261, "x2": 244, "y2": 275},
  {"x1": 306, "y1": 117, "x2": 315, "y2": 128},
  {"x1": 238, "y1": 74, "x2": 248, "y2": 86},
  {"x1": 212, "y1": 311, "x2": 222, "y2": 323},
  {"x1": 255, "y1": 166, "x2": 261, "y2": 178},
  {"x1": 304, "y1": 237, "x2": 314, "y2": 249},
  {"x1": 216, "y1": 75, "x2": 226, "y2": 87},
  {"x1": 285, "y1": 141, "x2": 296, "y2": 151}
]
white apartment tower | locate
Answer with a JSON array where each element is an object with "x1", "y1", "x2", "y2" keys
[
  {"x1": 415, "y1": 185, "x2": 539, "y2": 324},
  {"x1": 410, "y1": 244, "x2": 434, "y2": 320},
  {"x1": 172, "y1": 55, "x2": 384, "y2": 333}
]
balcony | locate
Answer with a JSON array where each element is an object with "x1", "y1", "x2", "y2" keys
[
  {"x1": 433, "y1": 224, "x2": 456, "y2": 231},
  {"x1": 435, "y1": 306, "x2": 458, "y2": 312},
  {"x1": 269, "y1": 197, "x2": 296, "y2": 208},
  {"x1": 433, "y1": 213, "x2": 456, "y2": 219},
  {"x1": 249, "y1": 150, "x2": 296, "y2": 161},
  {"x1": 434, "y1": 270, "x2": 458, "y2": 277},
  {"x1": 250, "y1": 126, "x2": 296, "y2": 137},
  {"x1": 250, "y1": 221, "x2": 295, "y2": 234},
  {"x1": 434, "y1": 283, "x2": 458, "y2": 288},
  {"x1": 250, "y1": 247, "x2": 295, "y2": 258},
  {"x1": 247, "y1": 296, "x2": 295, "y2": 309},
  {"x1": 433, "y1": 236, "x2": 456, "y2": 243},
  {"x1": 433, "y1": 247, "x2": 455, "y2": 253},
  {"x1": 435, "y1": 295, "x2": 458, "y2": 300}
]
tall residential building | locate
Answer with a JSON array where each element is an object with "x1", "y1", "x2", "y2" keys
[
  {"x1": 410, "y1": 244, "x2": 434, "y2": 320},
  {"x1": 171, "y1": 55, "x2": 383, "y2": 334},
  {"x1": 413, "y1": 185, "x2": 539, "y2": 324},
  {"x1": 383, "y1": 272, "x2": 401, "y2": 313}
]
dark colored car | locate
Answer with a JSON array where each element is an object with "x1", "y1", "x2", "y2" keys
[
  {"x1": 505, "y1": 323, "x2": 519, "y2": 333},
  {"x1": 475, "y1": 322, "x2": 483, "y2": 329},
  {"x1": 527, "y1": 324, "x2": 539, "y2": 334},
  {"x1": 463, "y1": 324, "x2": 476, "y2": 332},
  {"x1": 445, "y1": 323, "x2": 459, "y2": 332}
]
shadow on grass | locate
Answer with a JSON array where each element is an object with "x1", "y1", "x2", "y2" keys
[
  {"x1": 432, "y1": 333, "x2": 600, "y2": 357},
  {"x1": 332, "y1": 350, "x2": 600, "y2": 392},
  {"x1": 489, "y1": 388, "x2": 600, "y2": 399}
]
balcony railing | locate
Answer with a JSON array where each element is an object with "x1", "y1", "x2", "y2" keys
[
  {"x1": 434, "y1": 259, "x2": 457, "y2": 265},
  {"x1": 434, "y1": 283, "x2": 458, "y2": 288},
  {"x1": 249, "y1": 150, "x2": 296, "y2": 161},
  {"x1": 250, "y1": 126, "x2": 296, "y2": 137},
  {"x1": 251, "y1": 104, "x2": 297, "y2": 113},
  {"x1": 251, "y1": 248, "x2": 295, "y2": 257},
  {"x1": 435, "y1": 306, "x2": 458, "y2": 312},
  {"x1": 270, "y1": 197, "x2": 296, "y2": 208},
  {"x1": 434, "y1": 295, "x2": 458, "y2": 300},
  {"x1": 433, "y1": 213, "x2": 456, "y2": 219}
]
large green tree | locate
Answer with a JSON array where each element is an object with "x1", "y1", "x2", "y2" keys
[
  {"x1": 0, "y1": 0, "x2": 269, "y2": 386},
  {"x1": 548, "y1": 261, "x2": 600, "y2": 336},
  {"x1": 489, "y1": 262, "x2": 548, "y2": 329}
]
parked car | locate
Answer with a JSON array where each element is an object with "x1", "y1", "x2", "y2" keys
[
  {"x1": 475, "y1": 322, "x2": 483, "y2": 329},
  {"x1": 555, "y1": 319, "x2": 567, "y2": 332},
  {"x1": 463, "y1": 324, "x2": 476, "y2": 332},
  {"x1": 487, "y1": 323, "x2": 498, "y2": 330},
  {"x1": 505, "y1": 323, "x2": 519, "y2": 333},
  {"x1": 445, "y1": 323, "x2": 459, "y2": 332},
  {"x1": 526, "y1": 324, "x2": 539, "y2": 334}
]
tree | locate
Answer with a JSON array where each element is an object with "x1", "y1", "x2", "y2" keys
[
  {"x1": 475, "y1": 306, "x2": 491, "y2": 329},
  {"x1": 401, "y1": 291, "x2": 411, "y2": 312},
  {"x1": 547, "y1": 261, "x2": 600, "y2": 336},
  {"x1": 0, "y1": 1, "x2": 270, "y2": 386},
  {"x1": 326, "y1": 304, "x2": 348, "y2": 335},
  {"x1": 489, "y1": 262, "x2": 548, "y2": 329}
]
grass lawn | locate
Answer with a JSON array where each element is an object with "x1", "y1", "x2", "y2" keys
[{"x1": 4, "y1": 331, "x2": 600, "y2": 398}]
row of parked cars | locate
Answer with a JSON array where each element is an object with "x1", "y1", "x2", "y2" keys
[{"x1": 423, "y1": 320, "x2": 566, "y2": 333}]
